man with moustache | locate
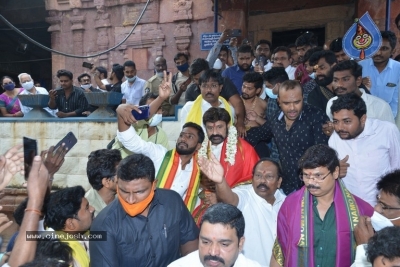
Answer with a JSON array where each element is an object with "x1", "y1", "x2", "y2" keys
[
  {"x1": 197, "y1": 156, "x2": 286, "y2": 266},
  {"x1": 93, "y1": 63, "x2": 124, "y2": 94},
  {"x1": 272, "y1": 46, "x2": 296, "y2": 79},
  {"x1": 325, "y1": 60, "x2": 394, "y2": 124},
  {"x1": 121, "y1": 60, "x2": 146, "y2": 105},
  {"x1": 358, "y1": 31, "x2": 400, "y2": 119},
  {"x1": 253, "y1": 39, "x2": 273, "y2": 72},
  {"x1": 328, "y1": 94, "x2": 400, "y2": 206},
  {"x1": 222, "y1": 44, "x2": 254, "y2": 94},
  {"x1": 294, "y1": 31, "x2": 318, "y2": 85},
  {"x1": 168, "y1": 203, "x2": 263, "y2": 267},
  {"x1": 244, "y1": 80, "x2": 329, "y2": 195},
  {"x1": 329, "y1": 37, "x2": 351, "y2": 63},
  {"x1": 306, "y1": 50, "x2": 337, "y2": 111},
  {"x1": 270, "y1": 144, "x2": 374, "y2": 267}
]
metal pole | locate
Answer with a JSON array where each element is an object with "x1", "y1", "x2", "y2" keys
[
  {"x1": 214, "y1": 0, "x2": 218, "y2": 33},
  {"x1": 385, "y1": 0, "x2": 391, "y2": 31}
]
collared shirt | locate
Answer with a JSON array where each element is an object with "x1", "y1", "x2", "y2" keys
[
  {"x1": 285, "y1": 65, "x2": 296, "y2": 80},
  {"x1": 117, "y1": 127, "x2": 193, "y2": 198},
  {"x1": 246, "y1": 104, "x2": 329, "y2": 194},
  {"x1": 90, "y1": 189, "x2": 199, "y2": 267},
  {"x1": 180, "y1": 98, "x2": 235, "y2": 133},
  {"x1": 105, "y1": 81, "x2": 122, "y2": 93},
  {"x1": 307, "y1": 85, "x2": 335, "y2": 112},
  {"x1": 222, "y1": 64, "x2": 254, "y2": 94},
  {"x1": 266, "y1": 98, "x2": 279, "y2": 121},
  {"x1": 184, "y1": 77, "x2": 238, "y2": 102},
  {"x1": 168, "y1": 250, "x2": 263, "y2": 267},
  {"x1": 50, "y1": 86, "x2": 89, "y2": 116},
  {"x1": 20, "y1": 86, "x2": 57, "y2": 117},
  {"x1": 233, "y1": 184, "x2": 286, "y2": 266},
  {"x1": 326, "y1": 89, "x2": 394, "y2": 123},
  {"x1": 121, "y1": 77, "x2": 146, "y2": 105},
  {"x1": 358, "y1": 58, "x2": 400, "y2": 117},
  {"x1": 313, "y1": 197, "x2": 337, "y2": 267},
  {"x1": 329, "y1": 118, "x2": 400, "y2": 206},
  {"x1": 85, "y1": 187, "x2": 111, "y2": 218}
]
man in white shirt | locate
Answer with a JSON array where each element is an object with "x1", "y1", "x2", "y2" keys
[
  {"x1": 18, "y1": 72, "x2": 57, "y2": 117},
  {"x1": 168, "y1": 203, "x2": 263, "y2": 267},
  {"x1": 121, "y1": 60, "x2": 146, "y2": 105},
  {"x1": 329, "y1": 94, "x2": 400, "y2": 206},
  {"x1": 197, "y1": 156, "x2": 286, "y2": 266},
  {"x1": 272, "y1": 46, "x2": 296, "y2": 80},
  {"x1": 326, "y1": 60, "x2": 394, "y2": 123}
]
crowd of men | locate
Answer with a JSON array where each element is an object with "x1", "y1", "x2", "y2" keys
[{"x1": 0, "y1": 27, "x2": 400, "y2": 267}]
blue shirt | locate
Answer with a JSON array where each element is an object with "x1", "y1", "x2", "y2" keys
[
  {"x1": 358, "y1": 58, "x2": 400, "y2": 118},
  {"x1": 221, "y1": 64, "x2": 254, "y2": 94}
]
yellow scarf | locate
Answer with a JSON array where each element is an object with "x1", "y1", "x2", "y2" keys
[{"x1": 185, "y1": 95, "x2": 233, "y2": 126}]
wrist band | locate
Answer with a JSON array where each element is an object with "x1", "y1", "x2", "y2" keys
[{"x1": 25, "y1": 208, "x2": 43, "y2": 216}]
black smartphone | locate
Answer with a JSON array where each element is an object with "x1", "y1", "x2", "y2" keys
[
  {"x1": 23, "y1": 137, "x2": 37, "y2": 180},
  {"x1": 231, "y1": 29, "x2": 242, "y2": 37},
  {"x1": 54, "y1": 132, "x2": 77, "y2": 154},
  {"x1": 82, "y1": 62, "x2": 94, "y2": 69},
  {"x1": 131, "y1": 105, "x2": 150, "y2": 121}
]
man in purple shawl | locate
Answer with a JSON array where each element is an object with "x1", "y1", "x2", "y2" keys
[{"x1": 271, "y1": 144, "x2": 374, "y2": 267}]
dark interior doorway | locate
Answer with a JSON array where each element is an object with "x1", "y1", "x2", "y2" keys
[{"x1": 271, "y1": 27, "x2": 325, "y2": 49}]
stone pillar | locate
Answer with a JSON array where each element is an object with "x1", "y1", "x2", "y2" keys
[
  {"x1": 94, "y1": 4, "x2": 112, "y2": 69},
  {"x1": 173, "y1": 0, "x2": 193, "y2": 55},
  {"x1": 69, "y1": 8, "x2": 85, "y2": 72},
  {"x1": 45, "y1": 10, "x2": 63, "y2": 89}
]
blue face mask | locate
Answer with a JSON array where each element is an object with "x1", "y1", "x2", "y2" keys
[
  {"x1": 309, "y1": 72, "x2": 316, "y2": 79},
  {"x1": 264, "y1": 84, "x2": 277, "y2": 99},
  {"x1": 4, "y1": 83, "x2": 15, "y2": 91},
  {"x1": 125, "y1": 76, "x2": 136, "y2": 83},
  {"x1": 176, "y1": 62, "x2": 189, "y2": 73}
]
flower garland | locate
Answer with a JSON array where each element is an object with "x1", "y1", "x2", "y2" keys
[{"x1": 198, "y1": 126, "x2": 238, "y2": 165}]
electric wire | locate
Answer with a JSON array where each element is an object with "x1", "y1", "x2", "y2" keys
[{"x1": 0, "y1": 0, "x2": 150, "y2": 59}]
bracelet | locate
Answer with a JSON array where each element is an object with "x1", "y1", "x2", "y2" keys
[{"x1": 25, "y1": 208, "x2": 43, "y2": 216}]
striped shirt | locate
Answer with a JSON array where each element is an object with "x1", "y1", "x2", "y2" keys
[{"x1": 50, "y1": 86, "x2": 88, "y2": 116}]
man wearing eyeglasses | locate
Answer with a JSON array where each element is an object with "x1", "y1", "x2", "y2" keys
[
  {"x1": 197, "y1": 156, "x2": 286, "y2": 267},
  {"x1": 270, "y1": 144, "x2": 375, "y2": 267},
  {"x1": 329, "y1": 93, "x2": 400, "y2": 206}
]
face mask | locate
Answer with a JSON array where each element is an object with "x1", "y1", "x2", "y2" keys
[
  {"x1": 4, "y1": 83, "x2": 15, "y2": 91},
  {"x1": 309, "y1": 72, "x2": 316, "y2": 79},
  {"x1": 265, "y1": 84, "x2": 277, "y2": 99},
  {"x1": 21, "y1": 81, "x2": 34, "y2": 91},
  {"x1": 125, "y1": 76, "x2": 136, "y2": 83},
  {"x1": 117, "y1": 184, "x2": 155, "y2": 217},
  {"x1": 149, "y1": 113, "x2": 162, "y2": 126},
  {"x1": 176, "y1": 62, "x2": 189, "y2": 72},
  {"x1": 81, "y1": 84, "x2": 92, "y2": 90},
  {"x1": 156, "y1": 71, "x2": 164, "y2": 78}
]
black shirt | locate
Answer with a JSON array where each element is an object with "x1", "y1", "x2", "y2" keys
[
  {"x1": 90, "y1": 189, "x2": 199, "y2": 267},
  {"x1": 185, "y1": 77, "x2": 238, "y2": 102},
  {"x1": 51, "y1": 86, "x2": 89, "y2": 116},
  {"x1": 306, "y1": 86, "x2": 335, "y2": 112},
  {"x1": 105, "y1": 81, "x2": 122, "y2": 93},
  {"x1": 246, "y1": 104, "x2": 329, "y2": 194}
]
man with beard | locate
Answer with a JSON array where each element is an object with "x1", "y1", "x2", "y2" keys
[
  {"x1": 307, "y1": 50, "x2": 337, "y2": 111},
  {"x1": 328, "y1": 94, "x2": 400, "y2": 206},
  {"x1": 272, "y1": 46, "x2": 296, "y2": 79},
  {"x1": 144, "y1": 57, "x2": 172, "y2": 116},
  {"x1": 329, "y1": 37, "x2": 351, "y2": 63},
  {"x1": 244, "y1": 80, "x2": 329, "y2": 195},
  {"x1": 294, "y1": 31, "x2": 318, "y2": 85},
  {"x1": 222, "y1": 44, "x2": 254, "y2": 94},
  {"x1": 359, "y1": 31, "x2": 400, "y2": 119},
  {"x1": 270, "y1": 144, "x2": 374, "y2": 267},
  {"x1": 196, "y1": 157, "x2": 286, "y2": 266},
  {"x1": 168, "y1": 203, "x2": 263, "y2": 267},
  {"x1": 325, "y1": 60, "x2": 394, "y2": 124},
  {"x1": 253, "y1": 39, "x2": 273, "y2": 72},
  {"x1": 93, "y1": 63, "x2": 124, "y2": 94}
]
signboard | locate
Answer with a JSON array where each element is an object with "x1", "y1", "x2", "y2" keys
[{"x1": 200, "y1": 33, "x2": 229, "y2": 51}]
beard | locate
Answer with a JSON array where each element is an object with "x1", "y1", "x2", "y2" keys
[
  {"x1": 315, "y1": 74, "x2": 333, "y2": 87},
  {"x1": 241, "y1": 93, "x2": 253, "y2": 100},
  {"x1": 238, "y1": 63, "x2": 250, "y2": 71},
  {"x1": 175, "y1": 142, "x2": 197, "y2": 155}
]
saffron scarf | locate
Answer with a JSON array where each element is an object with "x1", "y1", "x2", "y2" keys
[
  {"x1": 185, "y1": 95, "x2": 233, "y2": 125},
  {"x1": 156, "y1": 149, "x2": 200, "y2": 212},
  {"x1": 273, "y1": 180, "x2": 374, "y2": 267}
]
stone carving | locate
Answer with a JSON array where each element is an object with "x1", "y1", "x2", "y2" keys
[
  {"x1": 95, "y1": 5, "x2": 111, "y2": 28},
  {"x1": 122, "y1": 1, "x2": 159, "y2": 26},
  {"x1": 46, "y1": 11, "x2": 63, "y2": 49},
  {"x1": 173, "y1": 0, "x2": 192, "y2": 21},
  {"x1": 69, "y1": 8, "x2": 85, "y2": 31},
  {"x1": 173, "y1": 22, "x2": 192, "y2": 54},
  {"x1": 70, "y1": 0, "x2": 82, "y2": 8}
]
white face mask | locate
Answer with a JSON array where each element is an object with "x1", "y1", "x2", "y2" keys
[
  {"x1": 125, "y1": 76, "x2": 136, "y2": 83},
  {"x1": 149, "y1": 113, "x2": 162, "y2": 127},
  {"x1": 81, "y1": 84, "x2": 92, "y2": 90},
  {"x1": 264, "y1": 84, "x2": 277, "y2": 99},
  {"x1": 21, "y1": 80, "x2": 34, "y2": 91}
]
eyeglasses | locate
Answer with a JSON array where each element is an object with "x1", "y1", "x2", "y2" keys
[
  {"x1": 200, "y1": 83, "x2": 219, "y2": 90},
  {"x1": 376, "y1": 196, "x2": 400, "y2": 211},
  {"x1": 253, "y1": 173, "x2": 277, "y2": 181},
  {"x1": 299, "y1": 172, "x2": 330, "y2": 182}
]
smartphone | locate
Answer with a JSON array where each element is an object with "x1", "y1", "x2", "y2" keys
[
  {"x1": 231, "y1": 29, "x2": 242, "y2": 37},
  {"x1": 23, "y1": 137, "x2": 37, "y2": 180},
  {"x1": 82, "y1": 62, "x2": 94, "y2": 69},
  {"x1": 54, "y1": 132, "x2": 77, "y2": 154},
  {"x1": 131, "y1": 105, "x2": 150, "y2": 121}
]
